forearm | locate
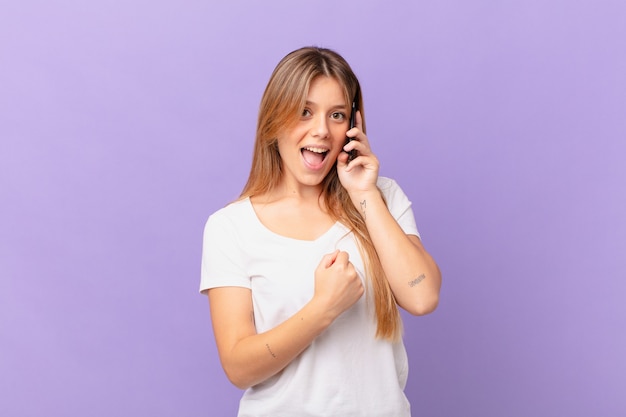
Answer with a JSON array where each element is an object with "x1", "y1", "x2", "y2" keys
[
  {"x1": 353, "y1": 190, "x2": 441, "y2": 315},
  {"x1": 221, "y1": 298, "x2": 333, "y2": 389},
  {"x1": 210, "y1": 251, "x2": 362, "y2": 389}
]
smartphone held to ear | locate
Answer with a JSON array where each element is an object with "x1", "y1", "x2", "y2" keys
[{"x1": 345, "y1": 87, "x2": 360, "y2": 161}]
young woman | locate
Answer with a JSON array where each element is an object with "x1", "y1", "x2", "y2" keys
[{"x1": 200, "y1": 46, "x2": 441, "y2": 417}]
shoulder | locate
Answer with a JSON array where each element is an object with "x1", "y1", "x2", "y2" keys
[
  {"x1": 204, "y1": 198, "x2": 254, "y2": 234},
  {"x1": 376, "y1": 177, "x2": 418, "y2": 237},
  {"x1": 376, "y1": 176, "x2": 400, "y2": 192},
  {"x1": 376, "y1": 176, "x2": 407, "y2": 202},
  {"x1": 209, "y1": 198, "x2": 251, "y2": 220}
]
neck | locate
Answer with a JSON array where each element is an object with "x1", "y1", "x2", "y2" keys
[
  {"x1": 255, "y1": 179, "x2": 324, "y2": 207},
  {"x1": 279, "y1": 175, "x2": 325, "y2": 199}
]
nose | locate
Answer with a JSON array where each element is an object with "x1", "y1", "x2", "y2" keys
[{"x1": 311, "y1": 114, "x2": 330, "y2": 139}]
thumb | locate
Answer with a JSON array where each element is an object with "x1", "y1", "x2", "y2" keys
[
  {"x1": 337, "y1": 150, "x2": 349, "y2": 169},
  {"x1": 322, "y1": 250, "x2": 340, "y2": 268}
]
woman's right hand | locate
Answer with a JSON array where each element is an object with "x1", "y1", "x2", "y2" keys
[
  {"x1": 313, "y1": 250, "x2": 364, "y2": 319},
  {"x1": 208, "y1": 250, "x2": 364, "y2": 389}
]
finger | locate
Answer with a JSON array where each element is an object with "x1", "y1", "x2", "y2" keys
[
  {"x1": 345, "y1": 132, "x2": 371, "y2": 154},
  {"x1": 323, "y1": 250, "x2": 340, "y2": 268},
  {"x1": 343, "y1": 142, "x2": 370, "y2": 164},
  {"x1": 346, "y1": 111, "x2": 362, "y2": 140},
  {"x1": 346, "y1": 126, "x2": 358, "y2": 140},
  {"x1": 337, "y1": 149, "x2": 349, "y2": 163},
  {"x1": 333, "y1": 251, "x2": 350, "y2": 266},
  {"x1": 343, "y1": 138, "x2": 362, "y2": 154},
  {"x1": 355, "y1": 110, "x2": 363, "y2": 130}
]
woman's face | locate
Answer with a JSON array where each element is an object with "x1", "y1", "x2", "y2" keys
[{"x1": 276, "y1": 76, "x2": 349, "y2": 192}]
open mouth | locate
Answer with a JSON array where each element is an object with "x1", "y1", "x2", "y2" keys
[{"x1": 301, "y1": 146, "x2": 329, "y2": 166}]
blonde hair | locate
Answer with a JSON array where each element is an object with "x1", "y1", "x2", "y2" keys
[{"x1": 241, "y1": 47, "x2": 400, "y2": 340}]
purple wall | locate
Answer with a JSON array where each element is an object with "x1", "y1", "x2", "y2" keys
[{"x1": 2, "y1": 1, "x2": 625, "y2": 416}]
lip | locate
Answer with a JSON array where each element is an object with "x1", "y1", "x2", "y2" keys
[{"x1": 300, "y1": 146, "x2": 330, "y2": 171}]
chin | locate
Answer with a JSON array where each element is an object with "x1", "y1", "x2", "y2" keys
[{"x1": 299, "y1": 172, "x2": 329, "y2": 187}]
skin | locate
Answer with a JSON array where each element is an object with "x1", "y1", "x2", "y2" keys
[{"x1": 208, "y1": 76, "x2": 441, "y2": 389}]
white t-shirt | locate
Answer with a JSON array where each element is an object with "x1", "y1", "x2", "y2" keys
[{"x1": 201, "y1": 177, "x2": 420, "y2": 417}]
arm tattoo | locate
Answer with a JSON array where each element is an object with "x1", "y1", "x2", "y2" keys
[
  {"x1": 265, "y1": 343, "x2": 277, "y2": 359},
  {"x1": 360, "y1": 199, "x2": 367, "y2": 220},
  {"x1": 408, "y1": 274, "x2": 426, "y2": 287}
]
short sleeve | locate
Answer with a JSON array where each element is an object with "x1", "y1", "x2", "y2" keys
[
  {"x1": 377, "y1": 177, "x2": 420, "y2": 239},
  {"x1": 199, "y1": 210, "x2": 251, "y2": 294}
]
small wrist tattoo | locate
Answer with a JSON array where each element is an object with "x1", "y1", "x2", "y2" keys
[
  {"x1": 265, "y1": 343, "x2": 277, "y2": 359},
  {"x1": 408, "y1": 274, "x2": 426, "y2": 287}
]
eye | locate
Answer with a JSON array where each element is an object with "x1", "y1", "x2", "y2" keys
[
  {"x1": 301, "y1": 108, "x2": 312, "y2": 117},
  {"x1": 331, "y1": 112, "x2": 346, "y2": 121}
]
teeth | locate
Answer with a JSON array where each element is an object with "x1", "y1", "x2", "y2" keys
[{"x1": 303, "y1": 147, "x2": 327, "y2": 154}]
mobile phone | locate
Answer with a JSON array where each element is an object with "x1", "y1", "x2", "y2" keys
[{"x1": 345, "y1": 87, "x2": 360, "y2": 161}]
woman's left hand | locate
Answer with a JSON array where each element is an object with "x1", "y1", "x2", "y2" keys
[{"x1": 337, "y1": 111, "x2": 380, "y2": 198}]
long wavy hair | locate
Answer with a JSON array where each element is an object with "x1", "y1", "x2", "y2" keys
[{"x1": 240, "y1": 46, "x2": 401, "y2": 341}]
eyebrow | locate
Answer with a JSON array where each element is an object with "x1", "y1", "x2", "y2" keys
[{"x1": 305, "y1": 100, "x2": 348, "y2": 109}]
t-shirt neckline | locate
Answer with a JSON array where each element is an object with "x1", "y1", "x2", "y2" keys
[{"x1": 244, "y1": 197, "x2": 343, "y2": 244}]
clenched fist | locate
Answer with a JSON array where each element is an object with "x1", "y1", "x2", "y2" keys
[{"x1": 313, "y1": 250, "x2": 364, "y2": 319}]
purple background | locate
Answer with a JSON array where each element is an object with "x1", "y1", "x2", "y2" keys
[{"x1": 2, "y1": 1, "x2": 625, "y2": 416}]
